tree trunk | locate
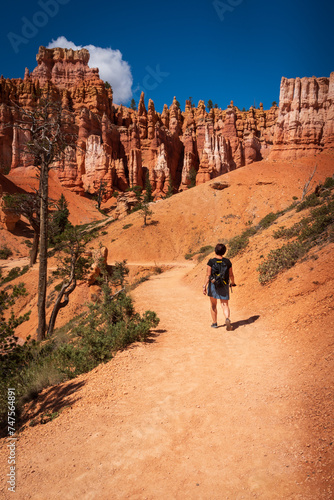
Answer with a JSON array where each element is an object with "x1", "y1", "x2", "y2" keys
[
  {"x1": 37, "y1": 163, "x2": 48, "y2": 340},
  {"x1": 30, "y1": 230, "x2": 39, "y2": 266},
  {"x1": 47, "y1": 279, "x2": 76, "y2": 336}
]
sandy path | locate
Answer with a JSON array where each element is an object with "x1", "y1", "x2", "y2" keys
[{"x1": 0, "y1": 266, "x2": 315, "y2": 499}]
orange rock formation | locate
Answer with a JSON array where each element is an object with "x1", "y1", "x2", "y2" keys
[
  {"x1": 270, "y1": 74, "x2": 334, "y2": 159},
  {"x1": 0, "y1": 47, "x2": 333, "y2": 200}
]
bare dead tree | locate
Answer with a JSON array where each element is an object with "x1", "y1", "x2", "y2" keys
[
  {"x1": 10, "y1": 97, "x2": 76, "y2": 340},
  {"x1": 301, "y1": 164, "x2": 317, "y2": 201}
]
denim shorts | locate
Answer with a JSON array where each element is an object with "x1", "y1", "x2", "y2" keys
[{"x1": 208, "y1": 282, "x2": 230, "y2": 300}]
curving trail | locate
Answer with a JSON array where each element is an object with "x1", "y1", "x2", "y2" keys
[{"x1": 0, "y1": 265, "x2": 314, "y2": 499}]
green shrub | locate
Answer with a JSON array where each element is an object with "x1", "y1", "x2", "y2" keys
[
  {"x1": 273, "y1": 223, "x2": 304, "y2": 240},
  {"x1": 296, "y1": 193, "x2": 322, "y2": 212},
  {"x1": 1, "y1": 267, "x2": 21, "y2": 283},
  {"x1": 184, "y1": 245, "x2": 215, "y2": 261},
  {"x1": 298, "y1": 202, "x2": 334, "y2": 242},
  {"x1": 138, "y1": 275, "x2": 149, "y2": 283},
  {"x1": 273, "y1": 226, "x2": 288, "y2": 239},
  {"x1": 323, "y1": 177, "x2": 334, "y2": 189},
  {"x1": 258, "y1": 212, "x2": 281, "y2": 229},
  {"x1": 284, "y1": 201, "x2": 299, "y2": 212},
  {"x1": 0, "y1": 245, "x2": 13, "y2": 259},
  {"x1": 20, "y1": 357, "x2": 66, "y2": 402},
  {"x1": 55, "y1": 288, "x2": 159, "y2": 377},
  {"x1": 187, "y1": 168, "x2": 197, "y2": 189},
  {"x1": 227, "y1": 227, "x2": 257, "y2": 258},
  {"x1": 123, "y1": 224, "x2": 133, "y2": 230},
  {"x1": 261, "y1": 189, "x2": 334, "y2": 283},
  {"x1": 245, "y1": 227, "x2": 258, "y2": 237},
  {"x1": 257, "y1": 241, "x2": 309, "y2": 284},
  {"x1": 227, "y1": 234, "x2": 249, "y2": 258},
  {"x1": 199, "y1": 245, "x2": 214, "y2": 254},
  {"x1": 0, "y1": 272, "x2": 159, "y2": 431},
  {"x1": 1, "y1": 266, "x2": 29, "y2": 284},
  {"x1": 197, "y1": 245, "x2": 215, "y2": 261}
]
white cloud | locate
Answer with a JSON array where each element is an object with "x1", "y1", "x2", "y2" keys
[{"x1": 47, "y1": 36, "x2": 133, "y2": 104}]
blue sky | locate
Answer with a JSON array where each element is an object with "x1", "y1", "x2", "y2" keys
[{"x1": 1, "y1": 0, "x2": 333, "y2": 112}]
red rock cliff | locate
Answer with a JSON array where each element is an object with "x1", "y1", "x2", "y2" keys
[
  {"x1": 270, "y1": 73, "x2": 334, "y2": 159},
  {"x1": 30, "y1": 46, "x2": 101, "y2": 89},
  {"x1": 0, "y1": 47, "x2": 333, "y2": 199}
]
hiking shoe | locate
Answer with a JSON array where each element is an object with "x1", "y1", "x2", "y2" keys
[
  {"x1": 225, "y1": 318, "x2": 233, "y2": 331},
  {"x1": 211, "y1": 323, "x2": 218, "y2": 328}
]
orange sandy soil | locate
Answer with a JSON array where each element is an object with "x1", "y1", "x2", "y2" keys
[{"x1": 0, "y1": 153, "x2": 333, "y2": 498}]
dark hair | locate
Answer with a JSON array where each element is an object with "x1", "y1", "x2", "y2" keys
[{"x1": 215, "y1": 243, "x2": 226, "y2": 256}]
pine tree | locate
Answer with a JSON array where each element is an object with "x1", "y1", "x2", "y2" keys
[
  {"x1": 96, "y1": 180, "x2": 107, "y2": 210},
  {"x1": 47, "y1": 227, "x2": 91, "y2": 336},
  {"x1": 166, "y1": 173, "x2": 174, "y2": 198},
  {"x1": 187, "y1": 168, "x2": 197, "y2": 189},
  {"x1": 143, "y1": 171, "x2": 153, "y2": 203},
  {"x1": 139, "y1": 202, "x2": 153, "y2": 226},
  {"x1": 49, "y1": 194, "x2": 70, "y2": 244}
]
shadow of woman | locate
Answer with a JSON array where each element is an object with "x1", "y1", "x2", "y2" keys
[{"x1": 232, "y1": 315, "x2": 260, "y2": 330}]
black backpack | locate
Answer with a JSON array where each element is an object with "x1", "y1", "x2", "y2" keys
[{"x1": 210, "y1": 258, "x2": 230, "y2": 287}]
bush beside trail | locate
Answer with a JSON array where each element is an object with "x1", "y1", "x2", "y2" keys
[
  {"x1": 0, "y1": 263, "x2": 159, "y2": 434},
  {"x1": 223, "y1": 177, "x2": 334, "y2": 284},
  {"x1": 258, "y1": 181, "x2": 334, "y2": 284}
]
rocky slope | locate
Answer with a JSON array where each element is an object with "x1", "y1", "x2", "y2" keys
[{"x1": 0, "y1": 46, "x2": 333, "y2": 200}]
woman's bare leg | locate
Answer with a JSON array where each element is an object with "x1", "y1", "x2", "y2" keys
[
  {"x1": 220, "y1": 300, "x2": 230, "y2": 321},
  {"x1": 210, "y1": 297, "x2": 218, "y2": 323}
]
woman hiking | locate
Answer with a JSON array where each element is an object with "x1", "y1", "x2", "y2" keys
[{"x1": 202, "y1": 243, "x2": 235, "y2": 330}]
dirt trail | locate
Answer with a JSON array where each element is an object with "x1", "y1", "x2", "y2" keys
[
  {"x1": 0, "y1": 265, "x2": 318, "y2": 499},
  {"x1": 0, "y1": 257, "x2": 30, "y2": 272}
]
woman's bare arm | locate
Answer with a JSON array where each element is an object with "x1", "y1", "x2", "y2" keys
[
  {"x1": 203, "y1": 265, "x2": 211, "y2": 295},
  {"x1": 229, "y1": 266, "x2": 235, "y2": 286}
]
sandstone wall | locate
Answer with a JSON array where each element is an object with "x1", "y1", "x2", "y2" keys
[
  {"x1": 0, "y1": 47, "x2": 333, "y2": 199},
  {"x1": 270, "y1": 73, "x2": 334, "y2": 160}
]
